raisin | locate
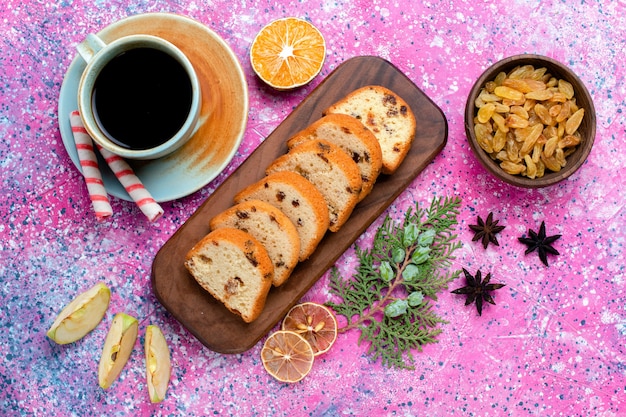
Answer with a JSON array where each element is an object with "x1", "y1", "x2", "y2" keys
[
  {"x1": 317, "y1": 153, "x2": 330, "y2": 164},
  {"x1": 534, "y1": 103, "x2": 553, "y2": 126},
  {"x1": 198, "y1": 255, "x2": 212, "y2": 264},
  {"x1": 565, "y1": 108, "x2": 584, "y2": 135},
  {"x1": 525, "y1": 89, "x2": 554, "y2": 101},
  {"x1": 383, "y1": 93, "x2": 397, "y2": 106},
  {"x1": 477, "y1": 103, "x2": 496, "y2": 123},
  {"x1": 558, "y1": 79, "x2": 575, "y2": 99},
  {"x1": 559, "y1": 135, "x2": 580, "y2": 148},
  {"x1": 245, "y1": 250, "x2": 258, "y2": 267},
  {"x1": 276, "y1": 191, "x2": 286, "y2": 202},
  {"x1": 225, "y1": 277, "x2": 243, "y2": 295},
  {"x1": 505, "y1": 114, "x2": 529, "y2": 129},
  {"x1": 316, "y1": 141, "x2": 331, "y2": 152},
  {"x1": 474, "y1": 123, "x2": 494, "y2": 153},
  {"x1": 556, "y1": 100, "x2": 571, "y2": 123},
  {"x1": 494, "y1": 86, "x2": 524, "y2": 101}
]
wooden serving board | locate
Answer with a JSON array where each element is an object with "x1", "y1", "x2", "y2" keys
[{"x1": 151, "y1": 56, "x2": 448, "y2": 353}]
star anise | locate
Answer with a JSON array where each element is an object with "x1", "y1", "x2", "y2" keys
[
  {"x1": 469, "y1": 212, "x2": 506, "y2": 249},
  {"x1": 451, "y1": 268, "x2": 505, "y2": 316},
  {"x1": 518, "y1": 221, "x2": 561, "y2": 266}
]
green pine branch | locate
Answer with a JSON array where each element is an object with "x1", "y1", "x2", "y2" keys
[{"x1": 326, "y1": 196, "x2": 462, "y2": 370}]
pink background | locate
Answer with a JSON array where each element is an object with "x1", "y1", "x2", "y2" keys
[{"x1": 1, "y1": 0, "x2": 625, "y2": 415}]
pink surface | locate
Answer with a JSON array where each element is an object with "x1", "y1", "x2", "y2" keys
[{"x1": 1, "y1": 0, "x2": 625, "y2": 415}]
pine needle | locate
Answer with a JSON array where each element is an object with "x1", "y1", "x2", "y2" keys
[{"x1": 326, "y1": 196, "x2": 462, "y2": 369}]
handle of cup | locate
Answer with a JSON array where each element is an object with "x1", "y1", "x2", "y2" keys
[{"x1": 76, "y1": 34, "x2": 107, "y2": 64}]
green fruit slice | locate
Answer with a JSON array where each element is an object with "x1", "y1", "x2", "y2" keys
[
  {"x1": 98, "y1": 312, "x2": 138, "y2": 389},
  {"x1": 47, "y1": 282, "x2": 111, "y2": 344},
  {"x1": 145, "y1": 325, "x2": 171, "y2": 402}
]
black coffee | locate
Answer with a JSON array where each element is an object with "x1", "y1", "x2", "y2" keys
[{"x1": 92, "y1": 47, "x2": 193, "y2": 150}]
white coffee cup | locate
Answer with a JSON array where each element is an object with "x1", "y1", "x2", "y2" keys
[{"x1": 76, "y1": 33, "x2": 201, "y2": 160}]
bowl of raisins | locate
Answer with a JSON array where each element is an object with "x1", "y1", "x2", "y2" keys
[{"x1": 465, "y1": 54, "x2": 596, "y2": 188}]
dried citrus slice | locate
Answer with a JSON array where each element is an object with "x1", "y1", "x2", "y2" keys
[
  {"x1": 261, "y1": 330, "x2": 314, "y2": 383},
  {"x1": 250, "y1": 17, "x2": 326, "y2": 90},
  {"x1": 282, "y1": 302, "x2": 337, "y2": 355}
]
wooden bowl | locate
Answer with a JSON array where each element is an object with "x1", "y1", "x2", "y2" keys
[{"x1": 465, "y1": 54, "x2": 596, "y2": 188}]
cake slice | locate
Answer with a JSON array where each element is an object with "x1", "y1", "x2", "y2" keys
[
  {"x1": 184, "y1": 228, "x2": 273, "y2": 323},
  {"x1": 265, "y1": 139, "x2": 362, "y2": 232},
  {"x1": 209, "y1": 200, "x2": 300, "y2": 287},
  {"x1": 234, "y1": 171, "x2": 329, "y2": 261},
  {"x1": 286, "y1": 113, "x2": 383, "y2": 201},
  {"x1": 323, "y1": 85, "x2": 416, "y2": 174}
]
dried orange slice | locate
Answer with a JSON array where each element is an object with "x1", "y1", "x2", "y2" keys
[
  {"x1": 250, "y1": 17, "x2": 326, "y2": 90},
  {"x1": 261, "y1": 330, "x2": 314, "y2": 383},
  {"x1": 282, "y1": 302, "x2": 337, "y2": 355}
]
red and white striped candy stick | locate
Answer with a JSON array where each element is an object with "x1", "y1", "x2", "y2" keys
[
  {"x1": 95, "y1": 145, "x2": 164, "y2": 222},
  {"x1": 69, "y1": 111, "x2": 113, "y2": 222}
]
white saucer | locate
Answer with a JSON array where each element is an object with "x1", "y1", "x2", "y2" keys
[{"x1": 58, "y1": 13, "x2": 249, "y2": 202}]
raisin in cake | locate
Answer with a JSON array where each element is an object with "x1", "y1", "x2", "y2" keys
[
  {"x1": 323, "y1": 85, "x2": 416, "y2": 174},
  {"x1": 286, "y1": 113, "x2": 383, "y2": 201},
  {"x1": 234, "y1": 171, "x2": 329, "y2": 261},
  {"x1": 265, "y1": 139, "x2": 362, "y2": 232},
  {"x1": 184, "y1": 228, "x2": 273, "y2": 323},
  {"x1": 209, "y1": 200, "x2": 300, "y2": 287}
]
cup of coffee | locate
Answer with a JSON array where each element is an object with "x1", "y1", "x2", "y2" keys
[{"x1": 76, "y1": 33, "x2": 201, "y2": 160}]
